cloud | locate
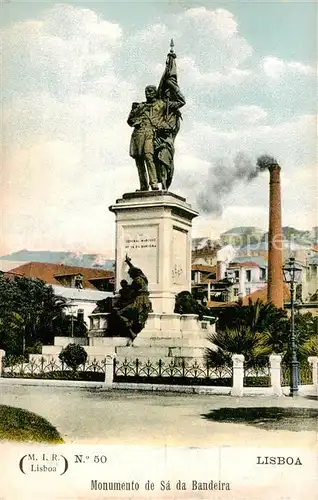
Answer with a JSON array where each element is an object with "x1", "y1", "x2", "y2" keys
[
  {"x1": 176, "y1": 7, "x2": 252, "y2": 69},
  {"x1": 207, "y1": 105, "x2": 268, "y2": 129},
  {"x1": 262, "y1": 56, "x2": 317, "y2": 79},
  {"x1": 2, "y1": 5, "x2": 122, "y2": 98},
  {"x1": 1, "y1": 4, "x2": 317, "y2": 255}
]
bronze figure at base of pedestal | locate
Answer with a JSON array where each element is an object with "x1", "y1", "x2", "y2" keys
[{"x1": 92, "y1": 257, "x2": 152, "y2": 345}]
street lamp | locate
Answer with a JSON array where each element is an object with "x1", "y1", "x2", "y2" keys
[{"x1": 283, "y1": 257, "x2": 302, "y2": 397}]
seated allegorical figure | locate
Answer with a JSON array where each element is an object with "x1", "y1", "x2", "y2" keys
[
  {"x1": 116, "y1": 279, "x2": 134, "y2": 309},
  {"x1": 95, "y1": 256, "x2": 152, "y2": 345}
]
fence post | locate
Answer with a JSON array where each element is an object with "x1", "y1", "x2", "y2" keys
[
  {"x1": 270, "y1": 354, "x2": 282, "y2": 396},
  {"x1": 0, "y1": 350, "x2": 5, "y2": 377},
  {"x1": 308, "y1": 357, "x2": 318, "y2": 388},
  {"x1": 104, "y1": 355, "x2": 114, "y2": 387},
  {"x1": 231, "y1": 354, "x2": 244, "y2": 397}
]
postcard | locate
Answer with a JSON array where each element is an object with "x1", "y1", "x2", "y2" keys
[{"x1": 1, "y1": 0, "x2": 317, "y2": 499}]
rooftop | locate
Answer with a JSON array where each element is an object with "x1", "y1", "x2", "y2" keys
[
  {"x1": 192, "y1": 264, "x2": 217, "y2": 273},
  {"x1": 229, "y1": 256, "x2": 268, "y2": 268},
  {"x1": 237, "y1": 284, "x2": 291, "y2": 305},
  {"x1": 8, "y1": 262, "x2": 114, "y2": 290}
]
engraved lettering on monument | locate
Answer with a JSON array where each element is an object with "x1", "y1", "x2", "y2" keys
[{"x1": 123, "y1": 225, "x2": 159, "y2": 284}]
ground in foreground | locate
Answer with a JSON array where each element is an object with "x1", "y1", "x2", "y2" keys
[{"x1": 0, "y1": 404, "x2": 64, "y2": 443}]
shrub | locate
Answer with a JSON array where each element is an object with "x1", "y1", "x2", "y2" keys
[
  {"x1": 25, "y1": 341, "x2": 43, "y2": 356},
  {"x1": 174, "y1": 291, "x2": 212, "y2": 320},
  {"x1": 58, "y1": 343, "x2": 87, "y2": 371},
  {"x1": 3, "y1": 354, "x2": 28, "y2": 368}
]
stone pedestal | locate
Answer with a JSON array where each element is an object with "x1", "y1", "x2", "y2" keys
[
  {"x1": 109, "y1": 191, "x2": 198, "y2": 314},
  {"x1": 270, "y1": 354, "x2": 283, "y2": 396},
  {"x1": 0, "y1": 349, "x2": 5, "y2": 377},
  {"x1": 231, "y1": 354, "x2": 244, "y2": 397},
  {"x1": 308, "y1": 357, "x2": 318, "y2": 388}
]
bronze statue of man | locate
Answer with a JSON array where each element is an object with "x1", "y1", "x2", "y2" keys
[{"x1": 127, "y1": 41, "x2": 185, "y2": 191}]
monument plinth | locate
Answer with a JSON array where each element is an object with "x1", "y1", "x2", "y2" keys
[{"x1": 109, "y1": 191, "x2": 198, "y2": 315}]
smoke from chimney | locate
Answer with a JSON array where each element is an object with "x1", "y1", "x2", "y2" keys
[
  {"x1": 196, "y1": 152, "x2": 260, "y2": 215},
  {"x1": 257, "y1": 155, "x2": 280, "y2": 171}
]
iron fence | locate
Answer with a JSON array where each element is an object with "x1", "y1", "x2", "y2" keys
[
  {"x1": 244, "y1": 365, "x2": 271, "y2": 387},
  {"x1": 281, "y1": 361, "x2": 313, "y2": 386},
  {"x1": 1, "y1": 356, "x2": 107, "y2": 381},
  {"x1": 113, "y1": 358, "x2": 233, "y2": 386},
  {"x1": 1, "y1": 355, "x2": 315, "y2": 388}
]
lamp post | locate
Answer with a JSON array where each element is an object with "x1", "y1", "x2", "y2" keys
[{"x1": 283, "y1": 257, "x2": 302, "y2": 397}]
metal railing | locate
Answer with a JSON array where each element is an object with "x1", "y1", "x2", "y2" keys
[
  {"x1": 281, "y1": 361, "x2": 313, "y2": 386},
  {"x1": 244, "y1": 365, "x2": 271, "y2": 387},
  {"x1": 1, "y1": 356, "x2": 107, "y2": 381},
  {"x1": 113, "y1": 358, "x2": 233, "y2": 386}
]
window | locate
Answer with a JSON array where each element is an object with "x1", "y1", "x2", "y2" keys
[
  {"x1": 77, "y1": 309, "x2": 84, "y2": 322},
  {"x1": 233, "y1": 288, "x2": 239, "y2": 296},
  {"x1": 296, "y1": 284, "x2": 303, "y2": 302},
  {"x1": 246, "y1": 270, "x2": 251, "y2": 282},
  {"x1": 74, "y1": 274, "x2": 83, "y2": 289},
  {"x1": 246, "y1": 288, "x2": 251, "y2": 295},
  {"x1": 260, "y1": 268, "x2": 266, "y2": 281}
]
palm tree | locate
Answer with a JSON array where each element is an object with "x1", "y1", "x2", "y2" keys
[
  {"x1": 208, "y1": 299, "x2": 317, "y2": 369},
  {"x1": 206, "y1": 327, "x2": 272, "y2": 371},
  {"x1": 206, "y1": 299, "x2": 287, "y2": 370},
  {"x1": 216, "y1": 299, "x2": 287, "y2": 334},
  {"x1": 301, "y1": 336, "x2": 318, "y2": 358}
]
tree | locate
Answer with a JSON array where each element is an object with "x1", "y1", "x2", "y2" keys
[
  {"x1": 215, "y1": 299, "x2": 288, "y2": 335},
  {"x1": 59, "y1": 343, "x2": 87, "y2": 371},
  {"x1": 208, "y1": 300, "x2": 317, "y2": 367},
  {"x1": 0, "y1": 273, "x2": 67, "y2": 356},
  {"x1": 206, "y1": 327, "x2": 272, "y2": 370},
  {"x1": 269, "y1": 311, "x2": 318, "y2": 363},
  {"x1": 53, "y1": 313, "x2": 88, "y2": 338}
]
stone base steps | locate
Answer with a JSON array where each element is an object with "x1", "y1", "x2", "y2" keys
[{"x1": 116, "y1": 345, "x2": 206, "y2": 358}]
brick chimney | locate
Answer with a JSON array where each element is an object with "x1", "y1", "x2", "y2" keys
[{"x1": 267, "y1": 164, "x2": 284, "y2": 309}]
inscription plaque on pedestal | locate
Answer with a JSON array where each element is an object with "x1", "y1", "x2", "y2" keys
[{"x1": 123, "y1": 225, "x2": 159, "y2": 284}]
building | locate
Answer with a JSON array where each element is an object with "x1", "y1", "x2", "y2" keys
[
  {"x1": 306, "y1": 255, "x2": 318, "y2": 300},
  {"x1": 8, "y1": 262, "x2": 115, "y2": 324},
  {"x1": 192, "y1": 238, "x2": 221, "y2": 265},
  {"x1": 238, "y1": 239, "x2": 312, "y2": 265},
  {"x1": 238, "y1": 283, "x2": 291, "y2": 306},
  {"x1": 191, "y1": 256, "x2": 269, "y2": 304},
  {"x1": 51, "y1": 285, "x2": 113, "y2": 325},
  {"x1": 227, "y1": 257, "x2": 268, "y2": 299},
  {"x1": 220, "y1": 227, "x2": 264, "y2": 246}
]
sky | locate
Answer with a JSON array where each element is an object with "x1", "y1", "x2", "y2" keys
[{"x1": 1, "y1": 0, "x2": 317, "y2": 257}]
